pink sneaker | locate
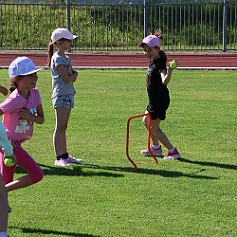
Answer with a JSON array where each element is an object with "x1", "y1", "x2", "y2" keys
[
  {"x1": 65, "y1": 154, "x2": 83, "y2": 164},
  {"x1": 140, "y1": 145, "x2": 162, "y2": 157},
  {"x1": 54, "y1": 159, "x2": 73, "y2": 167},
  {"x1": 163, "y1": 148, "x2": 180, "y2": 160}
]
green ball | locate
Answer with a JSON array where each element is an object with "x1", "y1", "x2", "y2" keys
[
  {"x1": 4, "y1": 157, "x2": 15, "y2": 167},
  {"x1": 170, "y1": 60, "x2": 177, "y2": 70}
]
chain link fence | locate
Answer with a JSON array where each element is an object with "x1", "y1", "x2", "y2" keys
[{"x1": 0, "y1": 1, "x2": 236, "y2": 51}]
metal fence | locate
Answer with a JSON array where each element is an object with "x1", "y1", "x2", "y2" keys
[{"x1": 0, "y1": 1, "x2": 236, "y2": 51}]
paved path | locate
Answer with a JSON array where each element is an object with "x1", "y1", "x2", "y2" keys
[{"x1": 0, "y1": 52, "x2": 236, "y2": 69}]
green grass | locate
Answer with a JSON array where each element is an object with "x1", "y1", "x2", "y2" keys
[{"x1": 0, "y1": 69, "x2": 236, "y2": 237}]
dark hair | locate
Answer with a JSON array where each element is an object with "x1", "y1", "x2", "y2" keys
[
  {"x1": 154, "y1": 27, "x2": 167, "y2": 61},
  {"x1": 9, "y1": 75, "x2": 23, "y2": 93},
  {"x1": 154, "y1": 27, "x2": 163, "y2": 38},
  {"x1": 47, "y1": 41, "x2": 54, "y2": 68},
  {"x1": 159, "y1": 50, "x2": 167, "y2": 62},
  {"x1": 47, "y1": 38, "x2": 69, "y2": 68}
]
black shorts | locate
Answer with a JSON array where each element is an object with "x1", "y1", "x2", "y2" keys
[{"x1": 147, "y1": 97, "x2": 170, "y2": 120}]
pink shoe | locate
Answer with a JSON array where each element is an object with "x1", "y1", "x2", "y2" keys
[
  {"x1": 65, "y1": 154, "x2": 83, "y2": 164},
  {"x1": 163, "y1": 148, "x2": 180, "y2": 160},
  {"x1": 140, "y1": 145, "x2": 162, "y2": 157}
]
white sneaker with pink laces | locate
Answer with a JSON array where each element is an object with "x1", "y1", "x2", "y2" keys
[
  {"x1": 140, "y1": 145, "x2": 162, "y2": 157},
  {"x1": 163, "y1": 148, "x2": 180, "y2": 160}
]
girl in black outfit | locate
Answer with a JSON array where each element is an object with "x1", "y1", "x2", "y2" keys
[{"x1": 138, "y1": 30, "x2": 180, "y2": 160}]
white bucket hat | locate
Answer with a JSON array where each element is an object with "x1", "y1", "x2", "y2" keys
[
  {"x1": 50, "y1": 28, "x2": 78, "y2": 44},
  {"x1": 8, "y1": 56, "x2": 43, "y2": 79}
]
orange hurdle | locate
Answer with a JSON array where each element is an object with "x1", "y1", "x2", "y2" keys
[{"x1": 126, "y1": 113, "x2": 158, "y2": 169}]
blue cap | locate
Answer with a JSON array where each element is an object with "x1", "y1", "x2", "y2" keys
[{"x1": 8, "y1": 56, "x2": 42, "y2": 78}]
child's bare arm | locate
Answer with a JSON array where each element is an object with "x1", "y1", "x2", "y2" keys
[
  {"x1": 161, "y1": 61, "x2": 178, "y2": 85},
  {"x1": 0, "y1": 85, "x2": 8, "y2": 96},
  {"x1": 161, "y1": 68, "x2": 172, "y2": 85},
  {"x1": 57, "y1": 64, "x2": 78, "y2": 83}
]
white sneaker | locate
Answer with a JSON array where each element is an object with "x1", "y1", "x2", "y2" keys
[
  {"x1": 140, "y1": 145, "x2": 162, "y2": 157},
  {"x1": 65, "y1": 154, "x2": 83, "y2": 164},
  {"x1": 163, "y1": 148, "x2": 180, "y2": 160},
  {"x1": 54, "y1": 159, "x2": 73, "y2": 167}
]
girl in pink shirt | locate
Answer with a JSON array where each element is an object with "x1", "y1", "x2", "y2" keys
[
  {"x1": 0, "y1": 57, "x2": 44, "y2": 193},
  {"x1": 0, "y1": 84, "x2": 15, "y2": 237}
]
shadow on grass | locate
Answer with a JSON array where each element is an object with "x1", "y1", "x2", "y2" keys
[
  {"x1": 10, "y1": 226, "x2": 101, "y2": 237},
  {"x1": 15, "y1": 163, "x2": 124, "y2": 178},
  {"x1": 179, "y1": 157, "x2": 237, "y2": 170},
  {"x1": 79, "y1": 163, "x2": 217, "y2": 180},
  {"x1": 14, "y1": 159, "x2": 218, "y2": 179}
]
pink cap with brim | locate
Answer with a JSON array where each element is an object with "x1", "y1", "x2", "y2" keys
[
  {"x1": 138, "y1": 35, "x2": 160, "y2": 48},
  {"x1": 50, "y1": 28, "x2": 78, "y2": 44}
]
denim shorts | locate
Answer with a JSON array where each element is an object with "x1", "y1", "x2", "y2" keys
[{"x1": 52, "y1": 95, "x2": 74, "y2": 109}]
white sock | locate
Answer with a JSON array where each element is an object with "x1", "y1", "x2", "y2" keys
[
  {"x1": 0, "y1": 232, "x2": 8, "y2": 237},
  {"x1": 152, "y1": 144, "x2": 160, "y2": 149}
]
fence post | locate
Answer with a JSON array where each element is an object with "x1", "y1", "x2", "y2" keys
[
  {"x1": 144, "y1": 0, "x2": 148, "y2": 37},
  {"x1": 223, "y1": 0, "x2": 227, "y2": 52},
  {"x1": 66, "y1": 0, "x2": 71, "y2": 52},
  {"x1": 66, "y1": 0, "x2": 71, "y2": 32}
]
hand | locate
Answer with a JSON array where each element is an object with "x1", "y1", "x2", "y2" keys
[
  {"x1": 0, "y1": 86, "x2": 8, "y2": 96},
  {"x1": 70, "y1": 70, "x2": 78, "y2": 84},
  {"x1": 71, "y1": 68, "x2": 78, "y2": 75},
  {"x1": 169, "y1": 60, "x2": 178, "y2": 70},
  {"x1": 19, "y1": 107, "x2": 32, "y2": 121},
  {"x1": 67, "y1": 68, "x2": 74, "y2": 76},
  {"x1": 4, "y1": 153, "x2": 16, "y2": 166},
  {"x1": 73, "y1": 70, "x2": 78, "y2": 77}
]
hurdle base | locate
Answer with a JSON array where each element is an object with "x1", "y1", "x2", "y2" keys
[{"x1": 126, "y1": 113, "x2": 158, "y2": 169}]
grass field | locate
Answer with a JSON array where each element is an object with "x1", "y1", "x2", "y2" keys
[{"x1": 0, "y1": 69, "x2": 236, "y2": 237}]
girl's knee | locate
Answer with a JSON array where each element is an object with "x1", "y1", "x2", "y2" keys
[
  {"x1": 142, "y1": 116, "x2": 148, "y2": 126},
  {"x1": 55, "y1": 124, "x2": 67, "y2": 134},
  {"x1": 30, "y1": 169, "x2": 44, "y2": 184}
]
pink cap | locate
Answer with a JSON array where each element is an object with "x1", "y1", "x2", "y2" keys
[
  {"x1": 50, "y1": 28, "x2": 78, "y2": 44},
  {"x1": 138, "y1": 35, "x2": 160, "y2": 48}
]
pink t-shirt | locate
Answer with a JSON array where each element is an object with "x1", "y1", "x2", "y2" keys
[{"x1": 0, "y1": 88, "x2": 42, "y2": 141}]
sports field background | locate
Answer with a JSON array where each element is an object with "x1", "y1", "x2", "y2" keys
[{"x1": 0, "y1": 68, "x2": 236, "y2": 237}]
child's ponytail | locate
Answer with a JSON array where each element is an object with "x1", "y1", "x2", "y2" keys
[
  {"x1": 154, "y1": 27, "x2": 167, "y2": 61},
  {"x1": 154, "y1": 27, "x2": 163, "y2": 39},
  {"x1": 47, "y1": 41, "x2": 54, "y2": 68}
]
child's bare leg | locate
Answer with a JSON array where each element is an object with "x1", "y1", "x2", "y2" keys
[
  {"x1": 5, "y1": 175, "x2": 34, "y2": 192},
  {"x1": 53, "y1": 107, "x2": 71, "y2": 156},
  {"x1": 151, "y1": 118, "x2": 173, "y2": 150},
  {"x1": 142, "y1": 113, "x2": 159, "y2": 146}
]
